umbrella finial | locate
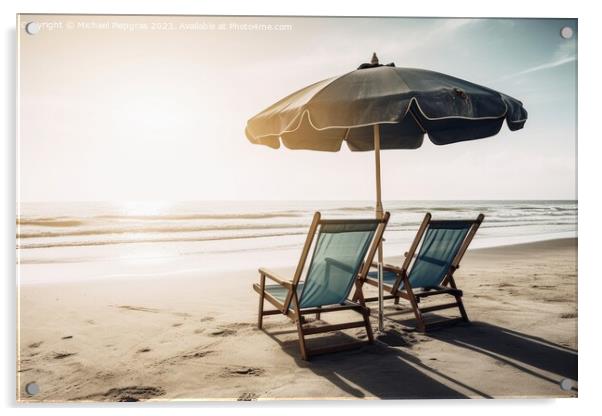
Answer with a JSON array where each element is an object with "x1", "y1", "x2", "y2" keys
[{"x1": 357, "y1": 53, "x2": 394, "y2": 70}]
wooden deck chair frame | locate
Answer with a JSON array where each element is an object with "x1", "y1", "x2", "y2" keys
[
  {"x1": 253, "y1": 211, "x2": 390, "y2": 360},
  {"x1": 357, "y1": 212, "x2": 484, "y2": 332}
]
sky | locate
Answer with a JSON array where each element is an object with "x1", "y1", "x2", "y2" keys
[{"x1": 18, "y1": 16, "x2": 577, "y2": 202}]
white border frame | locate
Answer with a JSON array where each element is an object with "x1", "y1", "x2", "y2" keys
[{"x1": 2, "y1": 1, "x2": 597, "y2": 415}]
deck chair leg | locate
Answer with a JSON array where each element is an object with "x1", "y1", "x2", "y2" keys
[
  {"x1": 257, "y1": 296, "x2": 264, "y2": 329},
  {"x1": 456, "y1": 295, "x2": 469, "y2": 322},
  {"x1": 257, "y1": 275, "x2": 265, "y2": 329},
  {"x1": 394, "y1": 296, "x2": 400, "y2": 305},
  {"x1": 412, "y1": 307, "x2": 426, "y2": 332},
  {"x1": 401, "y1": 276, "x2": 427, "y2": 332},
  {"x1": 291, "y1": 294, "x2": 309, "y2": 360},
  {"x1": 316, "y1": 306, "x2": 321, "y2": 320},
  {"x1": 406, "y1": 294, "x2": 426, "y2": 332},
  {"x1": 296, "y1": 317, "x2": 309, "y2": 360},
  {"x1": 362, "y1": 307, "x2": 374, "y2": 343},
  {"x1": 448, "y1": 275, "x2": 469, "y2": 322}
]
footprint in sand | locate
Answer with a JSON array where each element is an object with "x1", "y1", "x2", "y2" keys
[
  {"x1": 61, "y1": 336, "x2": 73, "y2": 340},
  {"x1": 181, "y1": 350, "x2": 213, "y2": 359},
  {"x1": 209, "y1": 328, "x2": 237, "y2": 337},
  {"x1": 172, "y1": 323, "x2": 183, "y2": 327},
  {"x1": 231, "y1": 322, "x2": 255, "y2": 329},
  {"x1": 137, "y1": 348, "x2": 151, "y2": 353},
  {"x1": 209, "y1": 322, "x2": 254, "y2": 337},
  {"x1": 116, "y1": 305, "x2": 161, "y2": 313},
  {"x1": 72, "y1": 386, "x2": 165, "y2": 402},
  {"x1": 191, "y1": 317, "x2": 225, "y2": 334},
  {"x1": 95, "y1": 371, "x2": 115, "y2": 381},
  {"x1": 52, "y1": 352, "x2": 77, "y2": 360},
  {"x1": 237, "y1": 392, "x2": 259, "y2": 401},
  {"x1": 28, "y1": 341, "x2": 43, "y2": 348},
  {"x1": 116, "y1": 305, "x2": 192, "y2": 318},
  {"x1": 155, "y1": 348, "x2": 214, "y2": 366},
  {"x1": 223, "y1": 367, "x2": 265, "y2": 377}
]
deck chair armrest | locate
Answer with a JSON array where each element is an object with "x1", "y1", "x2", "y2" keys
[
  {"x1": 370, "y1": 262, "x2": 403, "y2": 274},
  {"x1": 258, "y1": 267, "x2": 293, "y2": 289}
]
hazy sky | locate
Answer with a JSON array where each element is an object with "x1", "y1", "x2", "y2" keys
[{"x1": 18, "y1": 15, "x2": 577, "y2": 201}]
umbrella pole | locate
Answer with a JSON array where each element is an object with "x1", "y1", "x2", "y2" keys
[{"x1": 373, "y1": 124, "x2": 385, "y2": 333}]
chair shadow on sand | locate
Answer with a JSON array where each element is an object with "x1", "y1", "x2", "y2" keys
[
  {"x1": 261, "y1": 314, "x2": 577, "y2": 399},
  {"x1": 414, "y1": 316, "x2": 578, "y2": 385},
  {"x1": 263, "y1": 325, "x2": 485, "y2": 399}
]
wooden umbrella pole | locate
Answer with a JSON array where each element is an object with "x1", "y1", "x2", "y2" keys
[{"x1": 373, "y1": 124, "x2": 385, "y2": 333}]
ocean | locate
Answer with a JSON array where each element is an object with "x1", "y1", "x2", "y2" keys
[{"x1": 16, "y1": 200, "x2": 577, "y2": 284}]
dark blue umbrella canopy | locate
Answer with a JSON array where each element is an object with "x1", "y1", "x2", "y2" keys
[{"x1": 245, "y1": 57, "x2": 527, "y2": 151}]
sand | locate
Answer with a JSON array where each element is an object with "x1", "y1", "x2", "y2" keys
[{"x1": 17, "y1": 238, "x2": 578, "y2": 402}]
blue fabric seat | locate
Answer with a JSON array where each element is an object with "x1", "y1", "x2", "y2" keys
[
  {"x1": 408, "y1": 222, "x2": 471, "y2": 288},
  {"x1": 263, "y1": 221, "x2": 378, "y2": 310},
  {"x1": 264, "y1": 283, "x2": 304, "y2": 309},
  {"x1": 368, "y1": 220, "x2": 472, "y2": 290},
  {"x1": 363, "y1": 214, "x2": 483, "y2": 332},
  {"x1": 296, "y1": 222, "x2": 377, "y2": 309}
]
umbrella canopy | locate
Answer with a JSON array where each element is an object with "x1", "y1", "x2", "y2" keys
[
  {"x1": 245, "y1": 55, "x2": 527, "y2": 151},
  {"x1": 245, "y1": 54, "x2": 527, "y2": 332}
]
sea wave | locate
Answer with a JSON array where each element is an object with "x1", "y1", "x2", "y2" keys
[
  {"x1": 16, "y1": 230, "x2": 310, "y2": 250},
  {"x1": 17, "y1": 222, "x2": 308, "y2": 239},
  {"x1": 17, "y1": 217, "x2": 577, "y2": 241},
  {"x1": 16, "y1": 201, "x2": 577, "y2": 253},
  {"x1": 17, "y1": 210, "x2": 305, "y2": 226},
  {"x1": 17, "y1": 218, "x2": 85, "y2": 227}
]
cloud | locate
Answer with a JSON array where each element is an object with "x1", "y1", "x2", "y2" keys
[
  {"x1": 511, "y1": 55, "x2": 576, "y2": 77},
  {"x1": 495, "y1": 40, "x2": 576, "y2": 82}
]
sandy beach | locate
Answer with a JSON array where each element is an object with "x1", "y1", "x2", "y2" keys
[{"x1": 17, "y1": 238, "x2": 577, "y2": 402}]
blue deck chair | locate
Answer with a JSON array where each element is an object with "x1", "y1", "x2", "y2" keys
[
  {"x1": 362, "y1": 213, "x2": 484, "y2": 332},
  {"x1": 253, "y1": 212, "x2": 389, "y2": 360}
]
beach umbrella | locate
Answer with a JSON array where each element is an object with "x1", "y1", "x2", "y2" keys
[{"x1": 245, "y1": 53, "x2": 527, "y2": 332}]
